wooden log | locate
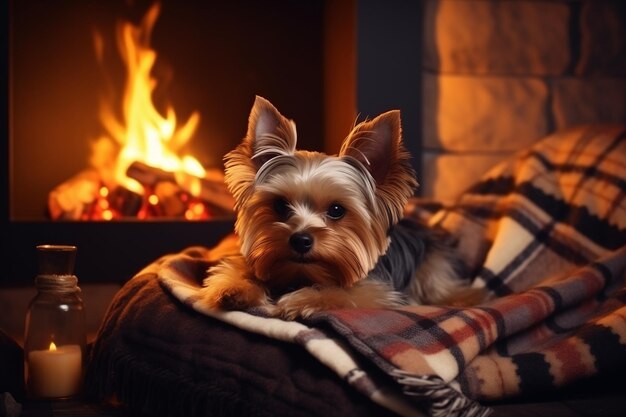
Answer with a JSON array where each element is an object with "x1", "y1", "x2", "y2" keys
[
  {"x1": 154, "y1": 182, "x2": 186, "y2": 217},
  {"x1": 126, "y1": 162, "x2": 235, "y2": 213},
  {"x1": 109, "y1": 186, "x2": 143, "y2": 217},
  {"x1": 48, "y1": 169, "x2": 101, "y2": 220},
  {"x1": 126, "y1": 161, "x2": 174, "y2": 187},
  {"x1": 48, "y1": 163, "x2": 234, "y2": 220}
]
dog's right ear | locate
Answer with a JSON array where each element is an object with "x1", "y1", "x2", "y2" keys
[
  {"x1": 246, "y1": 96, "x2": 297, "y2": 169},
  {"x1": 224, "y1": 96, "x2": 297, "y2": 206}
]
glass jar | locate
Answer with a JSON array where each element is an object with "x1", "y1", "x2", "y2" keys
[{"x1": 24, "y1": 245, "x2": 86, "y2": 399}]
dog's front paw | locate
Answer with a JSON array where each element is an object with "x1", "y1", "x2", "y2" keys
[
  {"x1": 274, "y1": 281, "x2": 405, "y2": 320},
  {"x1": 274, "y1": 287, "x2": 327, "y2": 320},
  {"x1": 199, "y1": 258, "x2": 268, "y2": 310},
  {"x1": 274, "y1": 286, "x2": 365, "y2": 320}
]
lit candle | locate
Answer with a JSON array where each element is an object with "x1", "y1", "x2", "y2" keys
[{"x1": 28, "y1": 342, "x2": 82, "y2": 398}]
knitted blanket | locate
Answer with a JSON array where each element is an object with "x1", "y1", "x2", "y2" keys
[{"x1": 157, "y1": 125, "x2": 626, "y2": 417}]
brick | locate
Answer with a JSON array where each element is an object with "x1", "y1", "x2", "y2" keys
[
  {"x1": 423, "y1": 73, "x2": 549, "y2": 152},
  {"x1": 424, "y1": 0, "x2": 570, "y2": 75},
  {"x1": 576, "y1": 2, "x2": 626, "y2": 76},
  {"x1": 421, "y1": 152, "x2": 511, "y2": 204},
  {"x1": 552, "y1": 77, "x2": 626, "y2": 130}
]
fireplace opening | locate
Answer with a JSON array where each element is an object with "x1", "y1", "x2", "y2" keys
[
  {"x1": 10, "y1": 0, "x2": 327, "y2": 223},
  {"x1": 4, "y1": 0, "x2": 338, "y2": 284},
  {"x1": 45, "y1": 2, "x2": 237, "y2": 222},
  {"x1": 5, "y1": 1, "x2": 625, "y2": 287}
]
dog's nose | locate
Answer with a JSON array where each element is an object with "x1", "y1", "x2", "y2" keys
[{"x1": 289, "y1": 232, "x2": 314, "y2": 254}]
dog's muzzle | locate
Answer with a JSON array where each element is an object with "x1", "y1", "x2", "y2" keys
[{"x1": 289, "y1": 232, "x2": 314, "y2": 254}]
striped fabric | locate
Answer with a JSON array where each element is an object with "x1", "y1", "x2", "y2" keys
[{"x1": 158, "y1": 124, "x2": 626, "y2": 417}]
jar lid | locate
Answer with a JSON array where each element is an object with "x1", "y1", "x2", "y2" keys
[{"x1": 36, "y1": 245, "x2": 77, "y2": 275}]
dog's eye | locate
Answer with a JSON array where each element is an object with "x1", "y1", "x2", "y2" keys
[
  {"x1": 326, "y1": 203, "x2": 345, "y2": 220},
  {"x1": 273, "y1": 198, "x2": 292, "y2": 220}
]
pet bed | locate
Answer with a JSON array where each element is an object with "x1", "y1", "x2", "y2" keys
[{"x1": 85, "y1": 124, "x2": 626, "y2": 417}]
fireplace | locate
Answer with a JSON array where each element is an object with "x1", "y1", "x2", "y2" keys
[
  {"x1": 4, "y1": 0, "x2": 330, "y2": 284},
  {"x1": 3, "y1": 0, "x2": 428, "y2": 285},
  {"x1": 5, "y1": 0, "x2": 624, "y2": 286}
]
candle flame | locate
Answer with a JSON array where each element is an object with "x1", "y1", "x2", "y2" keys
[{"x1": 49, "y1": 342, "x2": 57, "y2": 351}]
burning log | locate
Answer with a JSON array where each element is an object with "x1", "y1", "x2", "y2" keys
[
  {"x1": 125, "y1": 161, "x2": 175, "y2": 187},
  {"x1": 48, "y1": 162, "x2": 235, "y2": 220},
  {"x1": 153, "y1": 182, "x2": 186, "y2": 217},
  {"x1": 108, "y1": 186, "x2": 144, "y2": 217},
  {"x1": 48, "y1": 170, "x2": 102, "y2": 220},
  {"x1": 126, "y1": 162, "x2": 235, "y2": 214}
]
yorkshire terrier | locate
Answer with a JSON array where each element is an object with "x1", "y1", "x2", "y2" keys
[{"x1": 199, "y1": 96, "x2": 484, "y2": 319}]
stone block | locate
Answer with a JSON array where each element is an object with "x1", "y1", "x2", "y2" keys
[
  {"x1": 421, "y1": 152, "x2": 511, "y2": 204},
  {"x1": 423, "y1": 73, "x2": 549, "y2": 152},
  {"x1": 424, "y1": 0, "x2": 570, "y2": 75},
  {"x1": 552, "y1": 77, "x2": 626, "y2": 129},
  {"x1": 576, "y1": 2, "x2": 626, "y2": 76}
]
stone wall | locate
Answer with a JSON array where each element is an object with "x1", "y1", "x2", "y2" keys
[{"x1": 421, "y1": 0, "x2": 626, "y2": 203}]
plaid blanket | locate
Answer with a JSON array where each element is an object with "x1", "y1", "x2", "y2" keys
[{"x1": 157, "y1": 124, "x2": 626, "y2": 417}]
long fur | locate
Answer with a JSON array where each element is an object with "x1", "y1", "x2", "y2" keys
[{"x1": 198, "y1": 96, "x2": 483, "y2": 319}]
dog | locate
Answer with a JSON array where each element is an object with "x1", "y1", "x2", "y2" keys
[{"x1": 199, "y1": 96, "x2": 484, "y2": 319}]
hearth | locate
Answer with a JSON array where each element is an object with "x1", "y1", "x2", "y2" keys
[
  {"x1": 3, "y1": 0, "x2": 425, "y2": 285},
  {"x1": 4, "y1": 0, "x2": 327, "y2": 284}
]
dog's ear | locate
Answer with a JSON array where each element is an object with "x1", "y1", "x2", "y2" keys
[
  {"x1": 340, "y1": 110, "x2": 408, "y2": 185},
  {"x1": 339, "y1": 110, "x2": 418, "y2": 226},
  {"x1": 245, "y1": 96, "x2": 297, "y2": 169},
  {"x1": 224, "y1": 96, "x2": 297, "y2": 207}
]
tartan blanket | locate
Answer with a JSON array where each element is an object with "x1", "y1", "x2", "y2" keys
[{"x1": 157, "y1": 124, "x2": 626, "y2": 417}]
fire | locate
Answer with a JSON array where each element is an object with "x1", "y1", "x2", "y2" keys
[
  {"x1": 48, "y1": 3, "x2": 234, "y2": 221},
  {"x1": 92, "y1": 3, "x2": 202, "y2": 196},
  {"x1": 49, "y1": 342, "x2": 57, "y2": 351}
]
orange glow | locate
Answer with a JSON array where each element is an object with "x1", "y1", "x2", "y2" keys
[
  {"x1": 49, "y1": 342, "x2": 57, "y2": 351},
  {"x1": 102, "y1": 210, "x2": 114, "y2": 221},
  {"x1": 148, "y1": 194, "x2": 159, "y2": 205},
  {"x1": 184, "y1": 200, "x2": 208, "y2": 221},
  {"x1": 91, "y1": 2, "x2": 205, "y2": 196},
  {"x1": 192, "y1": 202, "x2": 204, "y2": 215}
]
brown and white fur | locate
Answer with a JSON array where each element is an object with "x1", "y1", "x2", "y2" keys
[{"x1": 199, "y1": 96, "x2": 483, "y2": 319}]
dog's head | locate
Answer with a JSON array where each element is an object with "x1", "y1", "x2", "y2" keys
[{"x1": 224, "y1": 96, "x2": 417, "y2": 293}]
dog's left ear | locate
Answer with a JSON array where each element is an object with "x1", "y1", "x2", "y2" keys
[
  {"x1": 339, "y1": 110, "x2": 418, "y2": 225},
  {"x1": 340, "y1": 110, "x2": 410, "y2": 185}
]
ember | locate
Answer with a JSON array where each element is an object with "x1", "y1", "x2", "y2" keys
[{"x1": 48, "y1": 3, "x2": 234, "y2": 221}]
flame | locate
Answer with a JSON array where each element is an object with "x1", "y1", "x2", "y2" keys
[
  {"x1": 92, "y1": 3, "x2": 204, "y2": 195},
  {"x1": 49, "y1": 342, "x2": 57, "y2": 351}
]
